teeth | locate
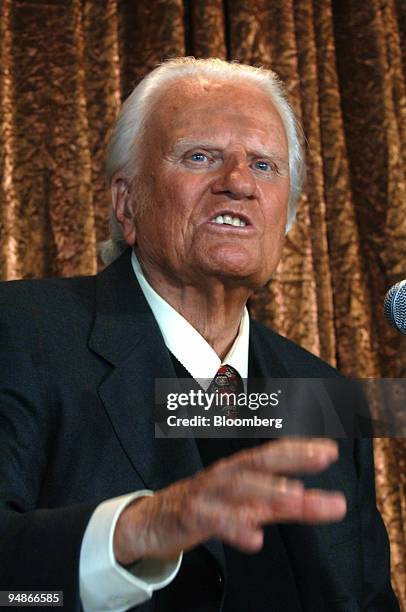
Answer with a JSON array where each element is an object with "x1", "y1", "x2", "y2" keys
[{"x1": 213, "y1": 215, "x2": 247, "y2": 227}]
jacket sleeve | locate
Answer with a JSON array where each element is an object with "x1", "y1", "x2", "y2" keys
[{"x1": 0, "y1": 300, "x2": 97, "y2": 611}]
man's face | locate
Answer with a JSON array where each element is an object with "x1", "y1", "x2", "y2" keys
[{"x1": 126, "y1": 78, "x2": 290, "y2": 290}]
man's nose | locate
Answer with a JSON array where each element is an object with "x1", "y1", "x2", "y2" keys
[{"x1": 212, "y1": 158, "x2": 257, "y2": 200}]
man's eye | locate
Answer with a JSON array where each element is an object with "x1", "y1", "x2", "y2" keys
[
  {"x1": 190, "y1": 153, "x2": 209, "y2": 163},
  {"x1": 253, "y1": 161, "x2": 274, "y2": 172}
]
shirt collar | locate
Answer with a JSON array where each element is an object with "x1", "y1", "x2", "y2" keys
[{"x1": 131, "y1": 251, "x2": 249, "y2": 382}]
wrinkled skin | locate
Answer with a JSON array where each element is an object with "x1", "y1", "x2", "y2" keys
[
  {"x1": 112, "y1": 78, "x2": 290, "y2": 358},
  {"x1": 114, "y1": 439, "x2": 345, "y2": 564}
]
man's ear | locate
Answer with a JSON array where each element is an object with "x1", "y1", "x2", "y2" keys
[{"x1": 111, "y1": 173, "x2": 137, "y2": 246}]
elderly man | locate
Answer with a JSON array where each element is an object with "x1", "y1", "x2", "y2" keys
[{"x1": 0, "y1": 58, "x2": 398, "y2": 612}]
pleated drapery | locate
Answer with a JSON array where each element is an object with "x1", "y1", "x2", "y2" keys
[{"x1": 0, "y1": 0, "x2": 405, "y2": 606}]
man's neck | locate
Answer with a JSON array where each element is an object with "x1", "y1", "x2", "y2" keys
[
  {"x1": 136, "y1": 257, "x2": 251, "y2": 360},
  {"x1": 171, "y1": 288, "x2": 248, "y2": 360}
]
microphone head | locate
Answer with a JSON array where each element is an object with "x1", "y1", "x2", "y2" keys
[{"x1": 384, "y1": 280, "x2": 406, "y2": 334}]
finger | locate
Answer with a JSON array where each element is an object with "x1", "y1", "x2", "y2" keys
[
  {"x1": 221, "y1": 527, "x2": 264, "y2": 553},
  {"x1": 220, "y1": 438, "x2": 339, "y2": 476},
  {"x1": 299, "y1": 490, "x2": 347, "y2": 523},
  {"x1": 210, "y1": 471, "x2": 304, "y2": 503},
  {"x1": 178, "y1": 487, "x2": 345, "y2": 555},
  {"x1": 253, "y1": 489, "x2": 347, "y2": 525},
  {"x1": 199, "y1": 500, "x2": 265, "y2": 553}
]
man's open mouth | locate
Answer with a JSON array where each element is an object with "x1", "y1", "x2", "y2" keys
[
  {"x1": 209, "y1": 211, "x2": 252, "y2": 228},
  {"x1": 212, "y1": 214, "x2": 246, "y2": 227}
]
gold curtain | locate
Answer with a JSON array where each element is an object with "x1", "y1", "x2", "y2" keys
[{"x1": 0, "y1": 0, "x2": 405, "y2": 606}]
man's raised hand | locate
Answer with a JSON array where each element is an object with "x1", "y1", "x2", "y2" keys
[{"x1": 113, "y1": 438, "x2": 346, "y2": 565}]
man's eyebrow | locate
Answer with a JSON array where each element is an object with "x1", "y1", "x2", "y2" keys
[
  {"x1": 250, "y1": 149, "x2": 288, "y2": 163},
  {"x1": 171, "y1": 138, "x2": 288, "y2": 163},
  {"x1": 171, "y1": 138, "x2": 217, "y2": 154}
]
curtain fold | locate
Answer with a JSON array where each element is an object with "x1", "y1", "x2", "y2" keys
[{"x1": 0, "y1": 0, "x2": 405, "y2": 606}]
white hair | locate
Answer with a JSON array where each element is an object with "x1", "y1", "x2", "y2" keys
[{"x1": 100, "y1": 57, "x2": 305, "y2": 264}]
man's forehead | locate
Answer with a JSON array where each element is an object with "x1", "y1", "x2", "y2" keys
[
  {"x1": 149, "y1": 77, "x2": 286, "y2": 142},
  {"x1": 160, "y1": 76, "x2": 233, "y2": 98},
  {"x1": 153, "y1": 76, "x2": 279, "y2": 119}
]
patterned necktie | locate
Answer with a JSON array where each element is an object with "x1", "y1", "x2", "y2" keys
[{"x1": 207, "y1": 364, "x2": 244, "y2": 419}]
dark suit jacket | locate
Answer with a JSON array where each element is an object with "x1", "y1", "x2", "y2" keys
[{"x1": 0, "y1": 249, "x2": 399, "y2": 611}]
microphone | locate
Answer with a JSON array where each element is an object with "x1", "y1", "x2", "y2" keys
[{"x1": 384, "y1": 280, "x2": 406, "y2": 334}]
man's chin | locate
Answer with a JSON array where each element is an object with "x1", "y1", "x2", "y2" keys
[{"x1": 199, "y1": 261, "x2": 267, "y2": 290}]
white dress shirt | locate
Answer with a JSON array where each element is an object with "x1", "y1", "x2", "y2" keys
[{"x1": 79, "y1": 251, "x2": 250, "y2": 611}]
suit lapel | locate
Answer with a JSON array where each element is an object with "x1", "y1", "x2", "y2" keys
[
  {"x1": 249, "y1": 321, "x2": 289, "y2": 378},
  {"x1": 88, "y1": 249, "x2": 203, "y2": 490},
  {"x1": 88, "y1": 250, "x2": 225, "y2": 571}
]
